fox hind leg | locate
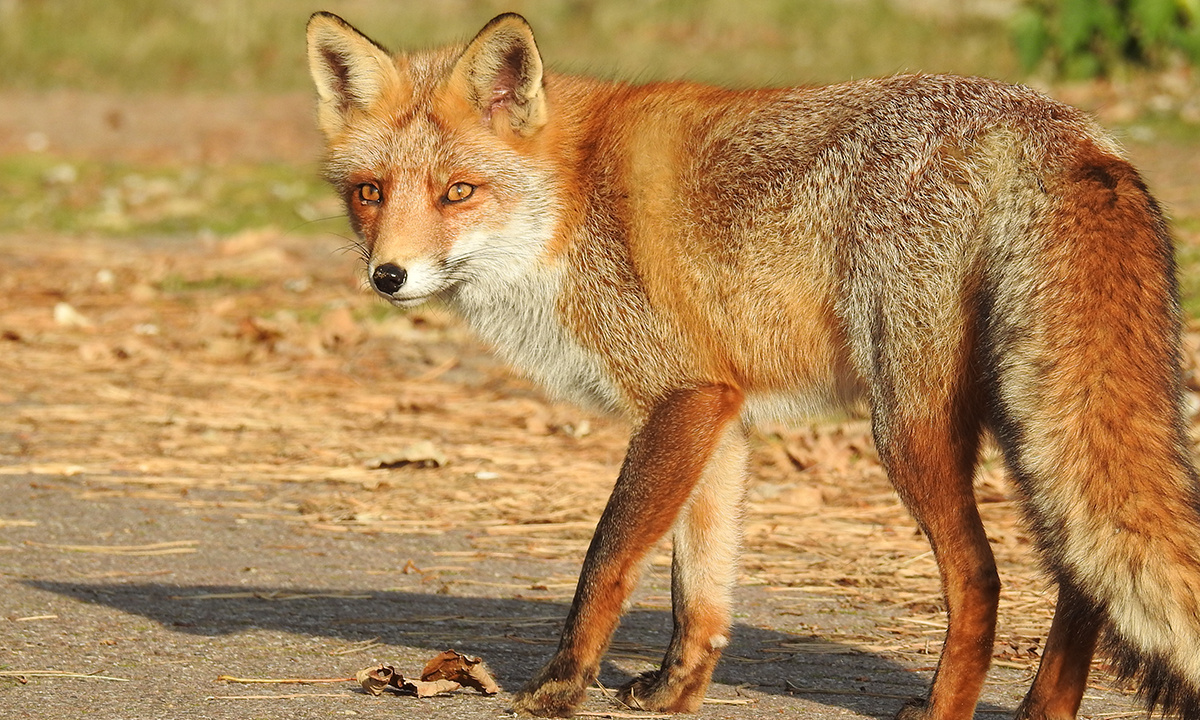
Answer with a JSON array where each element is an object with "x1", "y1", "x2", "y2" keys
[
  {"x1": 1014, "y1": 581, "x2": 1101, "y2": 720},
  {"x1": 874, "y1": 379, "x2": 997, "y2": 720},
  {"x1": 619, "y1": 423, "x2": 749, "y2": 712}
]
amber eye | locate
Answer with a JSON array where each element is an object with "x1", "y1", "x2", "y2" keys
[
  {"x1": 445, "y1": 182, "x2": 475, "y2": 203},
  {"x1": 356, "y1": 183, "x2": 382, "y2": 205}
]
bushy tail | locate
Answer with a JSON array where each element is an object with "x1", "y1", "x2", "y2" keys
[{"x1": 986, "y1": 141, "x2": 1200, "y2": 718}]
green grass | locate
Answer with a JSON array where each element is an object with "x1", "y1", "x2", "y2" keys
[
  {"x1": 0, "y1": 0, "x2": 1018, "y2": 93},
  {"x1": 1176, "y1": 225, "x2": 1200, "y2": 319},
  {"x1": 158, "y1": 273, "x2": 263, "y2": 294},
  {"x1": 0, "y1": 155, "x2": 347, "y2": 238},
  {"x1": 1120, "y1": 114, "x2": 1200, "y2": 145}
]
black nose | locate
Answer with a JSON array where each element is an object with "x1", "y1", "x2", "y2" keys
[{"x1": 372, "y1": 263, "x2": 407, "y2": 295}]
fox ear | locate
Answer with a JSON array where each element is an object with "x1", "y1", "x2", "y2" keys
[
  {"x1": 449, "y1": 13, "x2": 547, "y2": 137},
  {"x1": 306, "y1": 12, "x2": 397, "y2": 136}
]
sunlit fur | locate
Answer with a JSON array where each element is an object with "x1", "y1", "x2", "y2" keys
[{"x1": 307, "y1": 11, "x2": 1200, "y2": 720}]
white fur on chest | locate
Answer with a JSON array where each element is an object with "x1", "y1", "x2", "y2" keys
[{"x1": 450, "y1": 265, "x2": 623, "y2": 414}]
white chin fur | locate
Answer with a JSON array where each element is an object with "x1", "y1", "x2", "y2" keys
[
  {"x1": 370, "y1": 257, "x2": 446, "y2": 308},
  {"x1": 386, "y1": 294, "x2": 431, "y2": 308}
]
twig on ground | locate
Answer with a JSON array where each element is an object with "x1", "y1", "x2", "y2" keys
[
  {"x1": 206, "y1": 693, "x2": 349, "y2": 700},
  {"x1": 216, "y1": 675, "x2": 355, "y2": 685},
  {"x1": 25, "y1": 540, "x2": 197, "y2": 555},
  {"x1": 1, "y1": 670, "x2": 129, "y2": 682}
]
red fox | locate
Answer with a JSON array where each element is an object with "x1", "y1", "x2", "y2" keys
[{"x1": 306, "y1": 10, "x2": 1200, "y2": 720}]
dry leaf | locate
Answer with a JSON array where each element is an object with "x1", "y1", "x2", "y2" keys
[
  {"x1": 420, "y1": 650, "x2": 501, "y2": 695},
  {"x1": 356, "y1": 664, "x2": 396, "y2": 696},
  {"x1": 399, "y1": 677, "x2": 462, "y2": 697},
  {"x1": 319, "y1": 305, "x2": 366, "y2": 350},
  {"x1": 354, "y1": 655, "x2": 484, "y2": 699},
  {"x1": 366, "y1": 440, "x2": 447, "y2": 470}
]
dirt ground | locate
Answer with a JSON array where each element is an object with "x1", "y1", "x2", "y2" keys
[{"x1": 0, "y1": 89, "x2": 1194, "y2": 719}]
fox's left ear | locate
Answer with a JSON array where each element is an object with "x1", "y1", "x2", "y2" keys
[{"x1": 448, "y1": 13, "x2": 547, "y2": 137}]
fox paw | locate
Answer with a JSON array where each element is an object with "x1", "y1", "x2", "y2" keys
[
  {"x1": 895, "y1": 697, "x2": 929, "y2": 720},
  {"x1": 617, "y1": 669, "x2": 705, "y2": 713},
  {"x1": 511, "y1": 678, "x2": 586, "y2": 718}
]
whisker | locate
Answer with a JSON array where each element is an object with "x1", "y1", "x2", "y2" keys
[
  {"x1": 334, "y1": 239, "x2": 372, "y2": 264},
  {"x1": 281, "y1": 212, "x2": 352, "y2": 240}
]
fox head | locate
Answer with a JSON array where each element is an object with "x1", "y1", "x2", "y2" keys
[{"x1": 306, "y1": 12, "x2": 555, "y2": 308}]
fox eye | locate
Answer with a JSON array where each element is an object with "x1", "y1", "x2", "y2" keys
[
  {"x1": 356, "y1": 183, "x2": 382, "y2": 205},
  {"x1": 445, "y1": 182, "x2": 475, "y2": 203}
]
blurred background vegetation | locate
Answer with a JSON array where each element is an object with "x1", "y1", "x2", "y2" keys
[
  {"x1": 1, "y1": 0, "x2": 1198, "y2": 308},
  {"x1": 0, "y1": 0, "x2": 1019, "y2": 91},
  {"x1": 1014, "y1": 0, "x2": 1200, "y2": 79}
]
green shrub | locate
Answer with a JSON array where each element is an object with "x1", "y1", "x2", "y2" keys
[{"x1": 1013, "y1": 0, "x2": 1200, "y2": 78}]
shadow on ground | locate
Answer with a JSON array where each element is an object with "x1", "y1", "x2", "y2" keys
[{"x1": 25, "y1": 580, "x2": 1014, "y2": 718}]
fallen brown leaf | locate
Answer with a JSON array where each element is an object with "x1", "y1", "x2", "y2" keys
[
  {"x1": 356, "y1": 664, "x2": 396, "y2": 696},
  {"x1": 352, "y1": 651, "x2": 499, "y2": 701},
  {"x1": 420, "y1": 649, "x2": 501, "y2": 695},
  {"x1": 399, "y1": 677, "x2": 462, "y2": 697}
]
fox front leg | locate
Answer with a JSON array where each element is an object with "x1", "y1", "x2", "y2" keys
[
  {"x1": 618, "y1": 423, "x2": 749, "y2": 712},
  {"x1": 511, "y1": 385, "x2": 744, "y2": 717}
]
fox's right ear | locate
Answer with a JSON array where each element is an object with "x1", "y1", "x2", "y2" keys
[{"x1": 306, "y1": 12, "x2": 398, "y2": 137}]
